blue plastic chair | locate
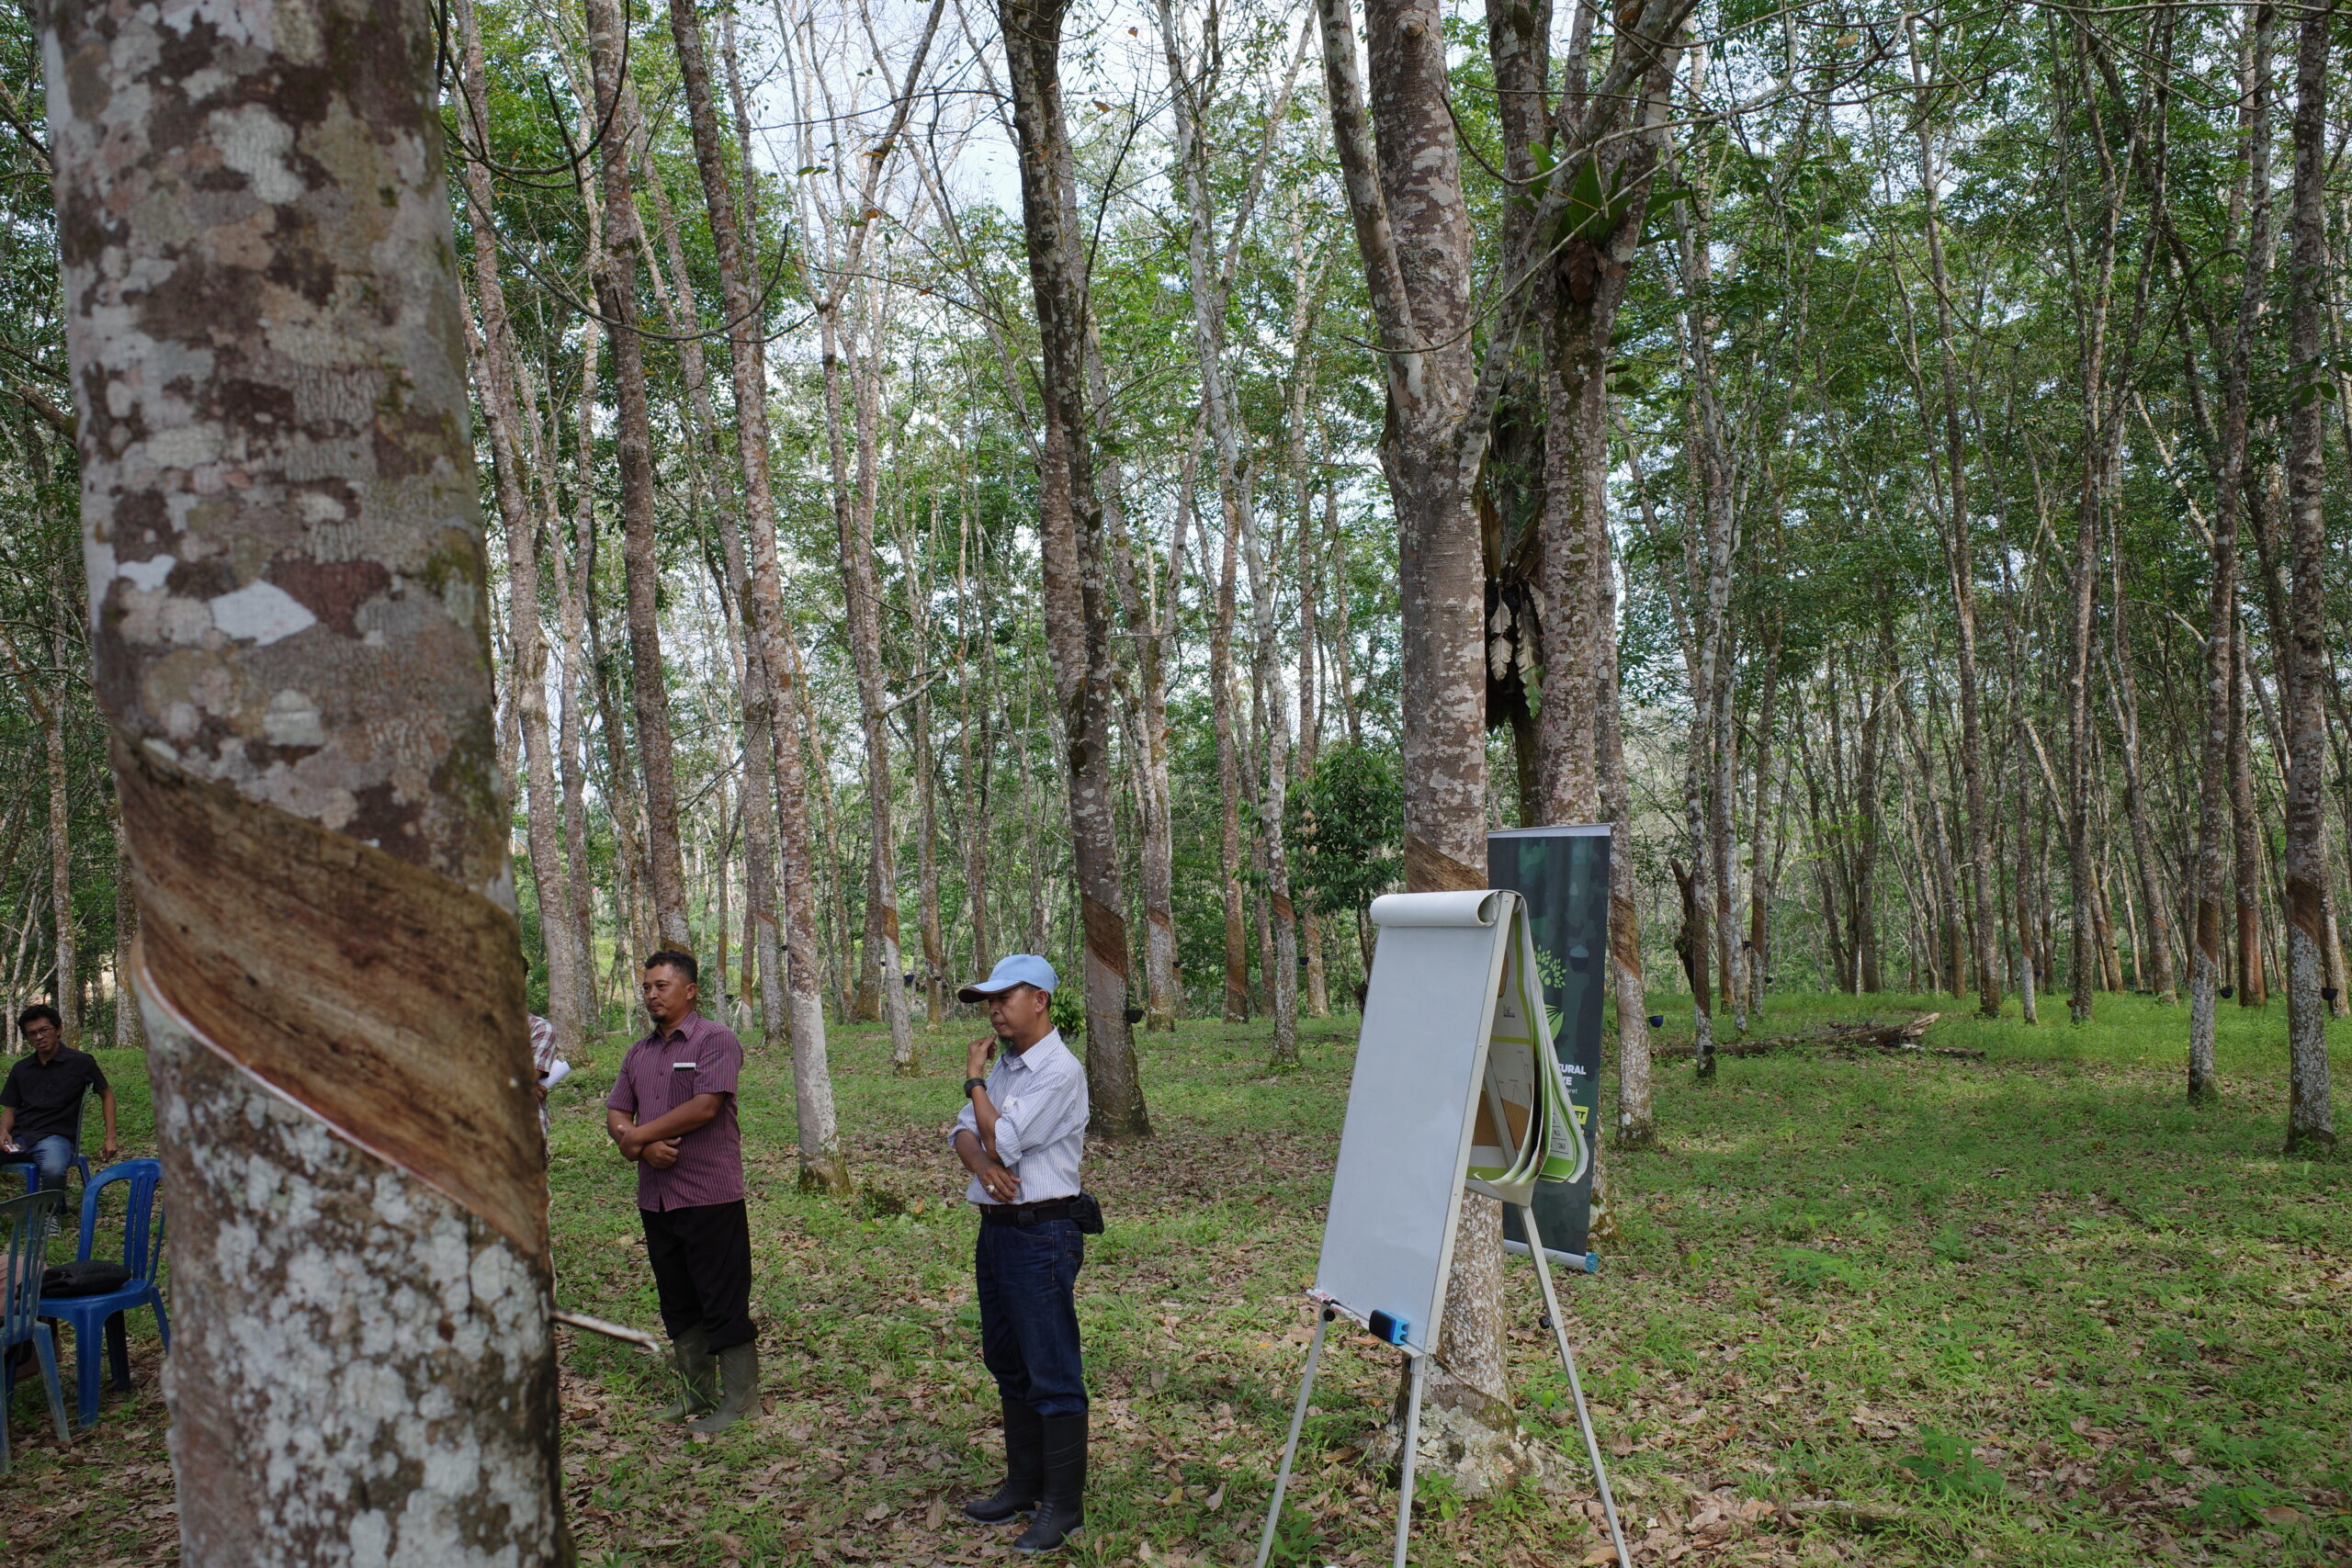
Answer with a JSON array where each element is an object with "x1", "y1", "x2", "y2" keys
[
  {"x1": 10, "y1": 1089, "x2": 95, "y2": 1196},
  {"x1": 0, "y1": 1189, "x2": 72, "y2": 1473},
  {"x1": 36, "y1": 1159, "x2": 166, "y2": 1428}
]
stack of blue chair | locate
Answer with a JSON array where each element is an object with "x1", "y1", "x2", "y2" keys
[
  {"x1": 35, "y1": 1158, "x2": 167, "y2": 1428},
  {"x1": 0, "y1": 1188, "x2": 71, "y2": 1474}
]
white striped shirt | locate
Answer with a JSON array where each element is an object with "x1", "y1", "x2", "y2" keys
[{"x1": 951, "y1": 1029, "x2": 1088, "y2": 1205}]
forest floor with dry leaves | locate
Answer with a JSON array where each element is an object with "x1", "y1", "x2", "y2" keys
[{"x1": 2, "y1": 989, "x2": 2347, "y2": 1567}]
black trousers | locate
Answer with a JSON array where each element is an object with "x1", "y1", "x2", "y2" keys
[{"x1": 639, "y1": 1200, "x2": 755, "y2": 1351}]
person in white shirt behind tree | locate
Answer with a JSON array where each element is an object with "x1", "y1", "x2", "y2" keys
[{"x1": 951, "y1": 954, "x2": 1094, "y2": 1552}]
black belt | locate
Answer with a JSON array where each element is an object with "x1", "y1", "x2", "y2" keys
[{"x1": 979, "y1": 1198, "x2": 1077, "y2": 1226}]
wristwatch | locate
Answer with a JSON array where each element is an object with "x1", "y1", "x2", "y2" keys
[{"x1": 963, "y1": 1077, "x2": 989, "y2": 1098}]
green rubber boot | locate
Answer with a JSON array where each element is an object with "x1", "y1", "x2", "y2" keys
[
  {"x1": 686, "y1": 1343, "x2": 761, "y2": 1434},
  {"x1": 657, "y1": 1329, "x2": 718, "y2": 1422}
]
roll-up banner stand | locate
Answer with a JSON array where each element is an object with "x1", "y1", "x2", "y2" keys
[{"x1": 1492, "y1": 824, "x2": 1610, "y2": 1264}]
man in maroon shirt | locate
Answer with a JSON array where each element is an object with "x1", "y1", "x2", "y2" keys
[{"x1": 606, "y1": 950, "x2": 757, "y2": 1432}]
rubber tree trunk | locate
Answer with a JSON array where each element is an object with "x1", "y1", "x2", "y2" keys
[
  {"x1": 1128, "y1": 416, "x2": 1189, "y2": 1029},
  {"x1": 550, "y1": 321, "x2": 605, "y2": 1031},
  {"x1": 112, "y1": 807, "x2": 141, "y2": 1049},
  {"x1": 1086, "y1": 49, "x2": 1182, "y2": 1033},
  {"x1": 41, "y1": 667, "x2": 74, "y2": 1044},
  {"x1": 1674, "y1": 184, "x2": 1735, "y2": 1058},
  {"x1": 2109, "y1": 621, "x2": 2177, "y2": 1004},
  {"x1": 1243, "y1": 502, "x2": 1301, "y2": 1069},
  {"x1": 902, "y1": 508, "x2": 948, "y2": 1025},
  {"x1": 1159, "y1": 3, "x2": 1298, "y2": 1061},
  {"x1": 1316, "y1": 0, "x2": 1505, "y2": 1484},
  {"x1": 583, "y1": 0, "x2": 689, "y2": 954},
  {"x1": 1904, "y1": 32, "x2": 2004, "y2": 1021},
  {"x1": 1536, "y1": 0, "x2": 1672, "y2": 1149},
  {"x1": 1212, "y1": 491, "x2": 1250, "y2": 1021},
  {"x1": 455, "y1": 0, "x2": 582, "y2": 1058},
  {"x1": 819, "y1": 300, "x2": 916, "y2": 1073},
  {"x1": 1598, "y1": 506, "x2": 1654, "y2": 1142},
  {"x1": 2280, "y1": 0, "x2": 2337, "y2": 1154},
  {"x1": 46, "y1": 0, "x2": 567, "y2": 1556},
  {"x1": 1746, "y1": 618, "x2": 1783, "y2": 1014},
  {"x1": 2059, "y1": 16, "x2": 2120, "y2": 1028},
  {"x1": 1860, "y1": 651, "x2": 1893, "y2": 993},
  {"x1": 999, "y1": 0, "x2": 1150, "y2": 1137},
  {"x1": 1297, "y1": 467, "x2": 1329, "y2": 1019},
  {"x1": 2189, "y1": 2, "x2": 2275, "y2": 1094},
  {"x1": 667, "y1": 0, "x2": 847, "y2": 1187}
]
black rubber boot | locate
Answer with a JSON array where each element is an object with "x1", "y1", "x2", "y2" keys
[
  {"x1": 964, "y1": 1398, "x2": 1045, "y2": 1522},
  {"x1": 686, "y1": 1343, "x2": 760, "y2": 1433},
  {"x1": 1012, "y1": 1410, "x2": 1086, "y2": 1552},
  {"x1": 656, "y1": 1328, "x2": 716, "y2": 1422}
]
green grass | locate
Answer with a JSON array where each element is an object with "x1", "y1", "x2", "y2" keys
[{"x1": 3, "y1": 992, "x2": 2347, "y2": 1566}]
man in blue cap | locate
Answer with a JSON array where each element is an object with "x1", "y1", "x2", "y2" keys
[{"x1": 952, "y1": 954, "x2": 1091, "y2": 1552}]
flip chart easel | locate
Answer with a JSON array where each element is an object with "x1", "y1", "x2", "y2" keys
[{"x1": 1253, "y1": 890, "x2": 1630, "y2": 1568}]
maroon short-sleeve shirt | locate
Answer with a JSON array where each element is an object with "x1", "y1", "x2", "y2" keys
[{"x1": 606, "y1": 1012, "x2": 745, "y2": 1212}]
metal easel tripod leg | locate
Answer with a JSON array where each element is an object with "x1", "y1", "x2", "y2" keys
[
  {"x1": 1391, "y1": 1348, "x2": 1428, "y2": 1568},
  {"x1": 1519, "y1": 1203, "x2": 1631, "y2": 1568},
  {"x1": 1253, "y1": 1306, "x2": 1332, "y2": 1568}
]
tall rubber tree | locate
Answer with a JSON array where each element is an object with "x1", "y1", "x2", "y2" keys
[
  {"x1": 997, "y1": 0, "x2": 1151, "y2": 1136},
  {"x1": 2278, "y1": 0, "x2": 2336, "y2": 1154},
  {"x1": 45, "y1": 0, "x2": 567, "y2": 1560},
  {"x1": 666, "y1": 0, "x2": 849, "y2": 1189},
  {"x1": 583, "y1": 0, "x2": 691, "y2": 953},
  {"x1": 1314, "y1": 0, "x2": 1691, "y2": 1490}
]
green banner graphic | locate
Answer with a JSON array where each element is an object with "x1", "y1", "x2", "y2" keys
[{"x1": 1490, "y1": 825, "x2": 1610, "y2": 1258}]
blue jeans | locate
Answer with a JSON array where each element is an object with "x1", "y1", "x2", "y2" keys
[
  {"x1": 975, "y1": 1218, "x2": 1086, "y2": 1416},
  {"x1": 23, "y1": 1135, "x2": 74, "y2": 1191}
]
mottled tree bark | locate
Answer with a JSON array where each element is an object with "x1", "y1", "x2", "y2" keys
[
  {"x1": 2279, "y1": 0, "x2": 2336, "y2": 1153},
  {"x1": 46, "y1": 0, "x2": 566, "y2": 1557},
  {"x1": 999, "y1": 0, "x2": 1150, "y2": 1136}
]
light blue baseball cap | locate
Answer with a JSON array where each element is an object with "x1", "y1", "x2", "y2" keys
[{"x1": 958, "y1": 953, "x2": 1058, "y2": 1002}]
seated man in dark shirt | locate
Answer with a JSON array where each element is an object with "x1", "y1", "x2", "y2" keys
[{"x1": 0, "y1": 1005, "x2": 119, "y2": 1190}]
